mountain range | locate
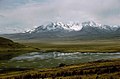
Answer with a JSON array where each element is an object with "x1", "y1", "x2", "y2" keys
[{"x1": 2, "y1": 21, "x2": 120, "y2": 41}]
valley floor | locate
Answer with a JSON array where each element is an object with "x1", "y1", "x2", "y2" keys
[
  {"x1": 0, "y1": 39, "x2": 120, "y2": 79},
  {"x1": 22, "y1": 39, "x2": 120, "y2": 53}
]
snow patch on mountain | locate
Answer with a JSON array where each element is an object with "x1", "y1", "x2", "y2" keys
[
  {"x1": 26, "y1": 22, "x2": 83, "y2": 33},
  {"x1": 25, "y1": 28, "x2": 36, "y2": 33}
]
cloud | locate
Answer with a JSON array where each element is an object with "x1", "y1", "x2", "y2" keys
[{"x1": 0, "y1": 0, "x2": 120, "y2": 33}]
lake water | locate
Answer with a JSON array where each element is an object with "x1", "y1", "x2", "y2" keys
[{"x1": 3, "y1": 52, "x2": 120, "y2": 68}]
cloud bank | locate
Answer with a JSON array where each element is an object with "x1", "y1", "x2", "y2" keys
[{"x1": 0, "y1": 0, "x2": 120, "y2": 33}]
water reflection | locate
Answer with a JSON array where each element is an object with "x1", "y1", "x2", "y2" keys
[{"x1": 8, "y1": 52, "x2": 120, "y2": 68}]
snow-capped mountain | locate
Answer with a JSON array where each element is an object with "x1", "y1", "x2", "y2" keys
[
  {"x1": 2, "y1": 21, "x2": 120, "y2": 41},
  {"x1": 26, "y1": 21, "x2": 120, "y2": 34},
  {"x1": 82, "y1": 21, "x2": 120, "y2": 31}
]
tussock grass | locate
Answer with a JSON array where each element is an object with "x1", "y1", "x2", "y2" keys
[{"x1": 0, "y1": 59, "x2": 120, "y2": 79}]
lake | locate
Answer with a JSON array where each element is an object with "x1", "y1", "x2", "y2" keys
[{"x1": 1, "y1": 52, "x2": 120, "y2": 68}]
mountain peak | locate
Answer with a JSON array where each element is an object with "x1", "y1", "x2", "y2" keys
[
  {"x1": 52, "y1": 22, "x2": 82, "y2": 31},
  {"x1": 82, "y1": 21, "x2": 100, "y2": 27}
]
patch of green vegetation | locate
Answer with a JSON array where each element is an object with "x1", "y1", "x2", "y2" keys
[
  {"x1": 0, "y1": 58, "x2": 120, "y2": 79},
  {"x1": 0, "y1": 51, "x2": 30, "y2": 60}
]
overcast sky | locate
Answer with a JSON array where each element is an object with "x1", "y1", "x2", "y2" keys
[{"x1": 0, "y1": 0, "x2": 120, "y2": 34}]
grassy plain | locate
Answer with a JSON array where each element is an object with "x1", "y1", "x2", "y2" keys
[{"x1": 22, "y1": 39, "x2": 120, "y2": 53}]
